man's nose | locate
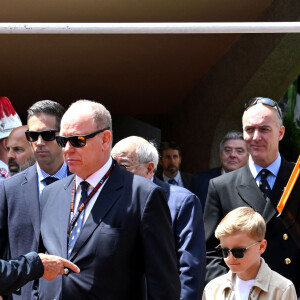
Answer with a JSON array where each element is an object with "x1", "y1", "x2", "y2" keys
[
  {"x1": 63, "y1": 140, "x2": 74, "y2": 152},
  {"x1": 229, "y1": 150, "x2": 238, "y2": 157},
  {"x1": 252, "y1": 129, "x2": 261, "y2": 141},
  {"x1": 7, "y1": 149, "x2": 15, "y2": 159},
  {"x1": 36, "y1": 134, "x2": 45, "y2": 145}
]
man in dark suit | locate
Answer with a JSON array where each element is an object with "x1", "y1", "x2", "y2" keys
[
  {"x1": 0, "y1": 252, "x2": 79, "y2": 296},
  {"x1": 38, "y1": 100, "x2": 180, "y2": 300},
  {"x1": 190, "y1": 130, "x2": 248, "y2": 210},
  {"x1": 204, "y1": 97, "x2": 300, "y2": 296},
  {"x1": 157, "y1": 141, "x2": 192, "y2": 189},
  {"x1": 0, "y1": 100, "x2": 68, "y2": 300},
  {"x1": 112, "y1": 136, "x2": 206, "y2": 300}
]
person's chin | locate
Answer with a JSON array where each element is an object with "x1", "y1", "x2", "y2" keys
[
  {"x1": 227, "y1": 263, "x2": 241, "y2": 273},
  {"x1": 167, "y1": 167, "x2": 178, "y2": 174}
]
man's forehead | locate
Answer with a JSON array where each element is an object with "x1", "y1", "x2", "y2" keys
[
  {"x1": 112, "y1": 148, "x2": 136, "y2": 161},
  {"x1": 224, "y1": 139, "x2": 246, "y2": 148},
  {"x1": 163, "y1": 149, "x2": 179, "y2": 155}
]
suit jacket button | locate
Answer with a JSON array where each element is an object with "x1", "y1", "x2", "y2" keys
[
  {"x1": 285, "y1": 258, "x2": 291, "y2": 265},
  {"x1": 283, "y1": 233, "x2": 288, "y2": 240}
]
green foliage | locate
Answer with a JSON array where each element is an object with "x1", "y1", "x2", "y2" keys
[{"x1": 279, "y1": 76, "x2": 300, "y2": 162}]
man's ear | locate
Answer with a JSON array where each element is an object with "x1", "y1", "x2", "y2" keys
[
  {"x1": 278, "y1": 125, "x2": 285, "y2": 141},
  {"x1": 0, "y1": 138, "x2": 7, "y2": 150},
  {"x1": 101, "y1": 130, "x2": 112, "y2": 151},
  {"x1": 146, "y1": 162, "x2": 155, "y2": 178}
]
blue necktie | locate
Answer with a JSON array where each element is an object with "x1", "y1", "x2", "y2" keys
[
  {"x1": 168, "y1": 178, "x2": 177, "y2": 185},
  {"x1": 258, "y1": 169, "x2": 271, "y2": 200},
  {"x1": 68, "y1": 181, "x2": 89, "y2": 258},
  {"x1": 42, "y1": 176, "x2": 58, "y2": 185}
]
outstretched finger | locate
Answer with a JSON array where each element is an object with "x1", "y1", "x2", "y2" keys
[{"x1": 60, "y1": 258, "x2": 80, "y2": 273}]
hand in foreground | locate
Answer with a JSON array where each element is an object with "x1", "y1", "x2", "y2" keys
[{"x1": 38, "y1": 253, "x2": 80, "y2": 281}]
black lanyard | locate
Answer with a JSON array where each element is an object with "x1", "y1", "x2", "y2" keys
[{"x1": 67, "y1": 161, "x2": 114, "y2": 239}]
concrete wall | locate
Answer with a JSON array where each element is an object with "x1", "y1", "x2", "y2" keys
[{"x1": 166, "y1": 0, "x2": 300, "y2": 172}]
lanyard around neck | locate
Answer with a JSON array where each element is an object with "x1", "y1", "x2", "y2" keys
[{"x1": 67, "y1": 161, "x2": 114, "y2": 238}]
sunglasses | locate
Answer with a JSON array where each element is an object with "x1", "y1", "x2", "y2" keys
[
  {"x1": 25, "y1": 130, "x2": 58, "y2": 142},
  {"x1": 216, "y1": 241, "x2": 261, "y2": 259},
  {"x1": 244, "y1": 97, "x2": 282, "y2": 118},
  {"x1": 56, "y1": 127, "x2": 110, "y2": 148}
]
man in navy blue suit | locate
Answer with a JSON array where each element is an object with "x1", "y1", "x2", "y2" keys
[
  {"x1": 38, "y1": 100, "x2": 180, "y2": 300},
  {"x1": 112, "y1": 136, "x2": 206, "y2": 300},
  {"x1": 190, "y1": 130, "x2": 248, "y2": 211}
]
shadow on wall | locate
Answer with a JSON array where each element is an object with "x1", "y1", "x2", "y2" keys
[{"x1": 112, "y1": 115, "x2": 161, "y2": 147}]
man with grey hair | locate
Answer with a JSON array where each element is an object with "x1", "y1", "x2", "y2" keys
[
  {"x1": 112, "y1": 136, "x2": 206, "y2": 300},
  {"x1": 0, "y1": 100, "x2": 68, "y2": 300},
  {"x1": 204, "y1": 97, "x2": 300, "y2": 297},
  {"x1": 38, "y1": 100, "x2": 180, "y2": 300},
  {"x1": 190, "y1": 130, "x2": 248, "y2": 210}
]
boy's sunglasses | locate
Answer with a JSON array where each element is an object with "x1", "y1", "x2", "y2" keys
[
  {"x1": 216, "y1": 241, "x2": 261, "y2": 259},
  {"x1": 56, "y1": 127, "x2": 110, "y2": 148},
  {"x1": 244, "y1": 97, "x2": 282, "y2": 118},
  {"x1": 25, "y1": 130, "x2": 58, "y2": 142}
]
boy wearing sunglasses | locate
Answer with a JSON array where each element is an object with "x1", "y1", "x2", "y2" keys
[{"x1": 203, "y1": 207, "x2": 296, "y2": 300}]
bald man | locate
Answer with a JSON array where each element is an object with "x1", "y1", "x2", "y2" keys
[
  {"x1": 6, "y1": 126, "x2": 35, "y2": 176},
  {"x1": 112, "y1": 136, "x2": 206, "y2": 300}
]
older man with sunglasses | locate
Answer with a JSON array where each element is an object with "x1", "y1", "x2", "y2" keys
[
  {"x1": 37, "y1": 99, "x2": 180, "y2": 300},
  {"x1": 204, "y1": 97, "x2": 300, "y2": 298},
  {"x1": 0, "y1": 100, "x2": 70, "y2": 300}
]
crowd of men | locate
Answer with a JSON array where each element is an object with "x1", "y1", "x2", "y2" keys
[{"x1": 0, "y1": 95, "x2": 299, "y2": 300}]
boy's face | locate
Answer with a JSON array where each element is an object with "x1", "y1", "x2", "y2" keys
[{"x1": 219, "y1": 232, "x2": 266, "y2": 281}]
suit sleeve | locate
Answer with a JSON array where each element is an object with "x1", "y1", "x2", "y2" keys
[
  {"x1": 140, "y1": 187, "x2": 181, "y2": 300},
  {"x1": 0, "y1": 252, "x2": 44, "y2": 295},
  {"x1": 190, "y1": 173, "x2": 206, "y2": 211},
  {"x1": 0, "y1": 181, "x2": 9, "y2": 259},
  {"x1": 204, "y1": 179, "x2": 228, "y2": 284},
  {"x1": 176, "y1": 193, "x2": 206, "y2": 300}
]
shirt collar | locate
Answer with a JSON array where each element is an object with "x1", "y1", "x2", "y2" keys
[
  {"x1": 37, "y1": 161, "x2": 68, "y2": 182},
  {"x1": 162, "y1": 171, "x2": 181, "y2": 183},
  {"x1": 248, "y1": 153, "x2": 281, "y2": 179},
  {"x1": 0, "y1": 160, "x2": 8, "y2": 170},
  {"x1": 75, "y1": 156, "x2": 113, "y2": 190}
]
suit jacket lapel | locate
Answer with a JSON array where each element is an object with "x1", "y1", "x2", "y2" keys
[
  {"x1": 236, "y1": 165, "x2": 266, "y2": 215},
  {"x1": 153, "y1": 176, "x2": 170, "y2": 199},
  {"x1": 69, "y1": 166, "x2": 123, "y2": 260},
  {"x1": 23, "y1": 165, "x2": 40, "y2": 243},
  {"x1": 60, "y1": 175, "x2": 75, "y2": 258},
  {"x1": 263, "y1": 158, "x2": 293, "y2": 223}
]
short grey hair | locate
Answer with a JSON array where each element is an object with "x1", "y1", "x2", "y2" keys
[
  {"x1": 67, "y1": 99, "x2": 112, "y2": 132},
  {"x1": 219, "y1": 130, "x2": 244, "y2": 153},
  {"x1": 136, "y1": 141, "x2": 159, "y2": 171}
]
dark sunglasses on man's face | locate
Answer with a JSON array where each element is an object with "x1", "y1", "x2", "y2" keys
[
  {"x1": 56, "y1": 127, "x2": 110, "y2": 148},
  {"x1": 216, "y1": 241, "x2": 261, "y2": 259},
  {"x1": 25, "y1": 130, "x2": 58, "y2": 142},
  {"x1": 244, "y1": 97, "x2": 282, "y2": 118}
]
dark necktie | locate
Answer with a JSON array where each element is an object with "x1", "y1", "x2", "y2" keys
[
  {"x1": 43, "y1": 176, "x2": 59, "y2": 185},
  {"x1": 68, "y1": 181, "x2": 89, "y2": 258},
  {"x1": 168, "y1": 178, "x2": 177, "y2": 185},
  {"x1": 258, "y1": 169, "x2": 271, "y2": 200}
]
